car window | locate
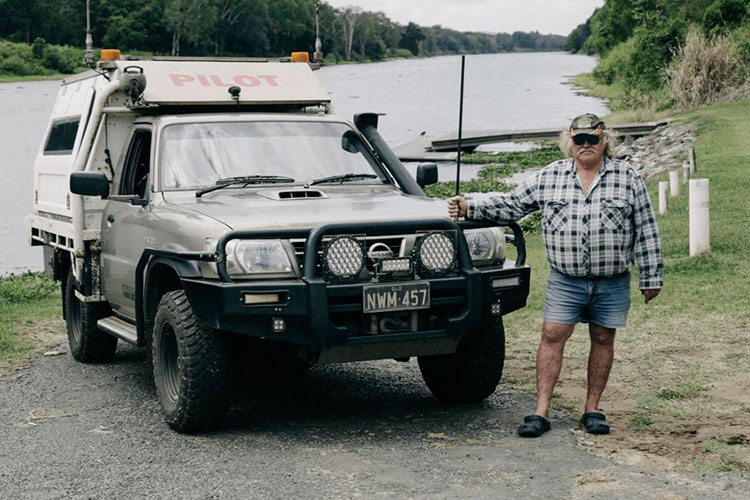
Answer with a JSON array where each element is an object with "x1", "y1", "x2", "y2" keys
[
  {"x1": 120, "y1": 130, "x2": 152, "y2": 198},
  {"x1": 160, "y1": 121, "x2": 386, "y2": 190}
]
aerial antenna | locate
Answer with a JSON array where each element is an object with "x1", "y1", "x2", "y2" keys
[
  {"x1": 454, "y1": 55, "x2": 466, "y2": 198},
  {"x1": 84, "y1": 0, "x2": 95, "y2": 67}
]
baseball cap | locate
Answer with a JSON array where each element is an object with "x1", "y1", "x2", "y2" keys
[{"x1": 569, "y1": 113, "x2": 604, "y2": 134}]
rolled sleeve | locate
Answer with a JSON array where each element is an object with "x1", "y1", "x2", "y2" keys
[{"x1": 631, "y1": 174, "x2": 664, "y2": 289}]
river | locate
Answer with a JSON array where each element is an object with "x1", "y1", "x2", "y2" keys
[{"x1": 0, "y1": 52, "x2": 606, "y2": 276}]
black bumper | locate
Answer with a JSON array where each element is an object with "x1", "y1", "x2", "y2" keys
[{"x1": 181, "y1": 261, "x2": 529, "y2": 348}]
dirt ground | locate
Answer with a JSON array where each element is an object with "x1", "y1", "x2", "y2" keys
[
  {"x1": 504, "y1": 305, "x2": 750, "y2": 473},
  {"x1": 3, "y1": 302, "x2": 749, "y2": 475}
]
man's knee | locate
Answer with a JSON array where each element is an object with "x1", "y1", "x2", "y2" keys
[
  {"x1": 541, "y1": 322, "x2": 575, "y2": 344},
  {"x1": 589, "y1": 324, "x2": 616, "y2": 346}
]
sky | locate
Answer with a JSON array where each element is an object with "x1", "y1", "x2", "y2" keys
[{"x1": 324, "y1": 0, "x2": 605, "y2": 36}]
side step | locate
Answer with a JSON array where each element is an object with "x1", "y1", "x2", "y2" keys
[{"x1": 97, "y1": 316, "x2": 139, "y2": 345}]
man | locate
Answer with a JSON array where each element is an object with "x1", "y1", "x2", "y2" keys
[{"x1": 448, "y1": 113, "x2": 663, "y2": 437}]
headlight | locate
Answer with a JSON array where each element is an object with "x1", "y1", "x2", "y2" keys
[
  {"x1": 205, "y1": 238, "x2": 295, "y2": 277},
  {"x1": 464, "y1": 228, "x2": 506, "y2": 266},
  {"x1": 234, "y1": 240, "x2": 293, "y2": 274}
]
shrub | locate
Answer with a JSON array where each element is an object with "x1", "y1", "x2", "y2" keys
[
  {"x1": 702, "y1": 0, "x2": 749, "y2": 36},
  {"x1": 666, "y1": 26, "x2": 742, "y2": 109},
  {"x1": 42, "y1": 45, "x2": 81, "y2": 74},
  {"x1": 593, "y1": 38, "x2": 636, "y2": 85},
  {"x1": 0, "y1": 273, "x2": 58, "y2": 304}
]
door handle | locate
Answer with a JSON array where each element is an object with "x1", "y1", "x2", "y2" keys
[{"x1": 107, "y1": 214, "x2": 115, "y2": 223}]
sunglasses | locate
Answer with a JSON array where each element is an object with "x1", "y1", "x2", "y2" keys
[{"x1": 572, "y1": 134, "x2": 600, "y2": 146}]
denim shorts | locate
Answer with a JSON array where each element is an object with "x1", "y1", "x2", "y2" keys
[{"x1": 543, "y1": 268, "x2": 632, "y2": 329}]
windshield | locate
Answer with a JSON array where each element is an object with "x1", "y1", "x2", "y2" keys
[{"x1": 160, "y1": 121, "x2": 387, "y2": 190}]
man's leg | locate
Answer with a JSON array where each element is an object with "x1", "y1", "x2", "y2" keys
[
  {"x1": 535, "y1": 321, "x2": 576, "y2": 419},
  {"x1": 584, "y1": 323, "x2": 616, "y2": 413}
]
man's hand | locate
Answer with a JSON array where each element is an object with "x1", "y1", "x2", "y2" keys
[
  {"x1": 448, "y1": 196, "x2": 468, "y2": 219},
  {"x1": 642, "y1": 288, "x2": 660, "y2": 304}
]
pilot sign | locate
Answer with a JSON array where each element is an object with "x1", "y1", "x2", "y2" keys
[{"x1": 363, "y1": 282, "x2": 430, "y2": 314}]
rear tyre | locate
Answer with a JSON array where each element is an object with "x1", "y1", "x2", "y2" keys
[
  {"x1": 65, "y1": 268, "x2": 117, "y2": 362},
  {"x1": 153, "y1": 290, "x2": 231, "y2": 433},
  {"x1": 418, "y1": 320, "x2": 505, "y2": 403}
]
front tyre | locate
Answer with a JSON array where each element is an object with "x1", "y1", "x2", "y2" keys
[
  {"x1": 418, "y1": 320, "x2": 505, "y2": 403},
  {"x1": 152, "y1": 290, "x2": 231, "y2": 433},
  {"x1": 65, "y1": 268, "x2": 117, "y2": 362}
]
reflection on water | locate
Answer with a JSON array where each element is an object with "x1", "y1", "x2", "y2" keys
[{"x1": 1, "y1": 53, "x2": 606, "y2": 275}]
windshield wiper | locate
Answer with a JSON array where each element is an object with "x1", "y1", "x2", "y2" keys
[
  {"x1": 306, "y1": 173, "x2": 378, "y2": 187},
  {"x1": 195, "y1": 175, "x2": 295, "y2": 198}
]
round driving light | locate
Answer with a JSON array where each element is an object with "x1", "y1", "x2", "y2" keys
[
  {"x1": 322, "y1": 236, "x2": 364, "y2": 281},
  {"x1": 414, "y1": 232, "x2": 456, "y2": 276}
]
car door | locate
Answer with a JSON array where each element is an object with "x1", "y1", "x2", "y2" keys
[{"x1": 100, "y1": 127, "x2": 153, "y2": 320}]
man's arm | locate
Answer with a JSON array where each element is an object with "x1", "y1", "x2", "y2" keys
[
  {"x1": 448, "y1": 174, "x2": 541, "y2": 223},
  {"x1": 631, "y1": 173, "x2": 664, "y2": 296}
]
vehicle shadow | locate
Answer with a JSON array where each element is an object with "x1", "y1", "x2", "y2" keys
[{"x1": 106, "y1": 344, "x2": 529, "y2": 439}]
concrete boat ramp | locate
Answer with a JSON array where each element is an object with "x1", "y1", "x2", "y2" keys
[{"x1": 395, "y1": 121, "x2": 669, "y2": 162}]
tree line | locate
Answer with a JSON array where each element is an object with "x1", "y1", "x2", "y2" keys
[
  {"x1": 564, "y1": 0, "x2": 750, "y2": 107},
  {"x1": 0, "y1": 0, "x2": 566, "y2": 64}
]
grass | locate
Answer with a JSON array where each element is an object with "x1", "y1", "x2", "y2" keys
[
  {"x1": 628, "y1": 415, "x2": 655, "y2": 431},
  {"x1": 0, "y1": 273, "x2": 64, "y2": 362},
  {"x1": 655, "y1": 384, "x2": 709, "y2": 400}
]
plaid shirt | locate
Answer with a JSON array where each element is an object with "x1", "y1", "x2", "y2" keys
[{"x1": 467, "y1": 158, "x2": 663, "y2": 289}]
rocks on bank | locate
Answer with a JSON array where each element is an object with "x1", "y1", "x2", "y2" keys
[{"x1": 614, "y1": 123, "x2": 695, "y2": 180}]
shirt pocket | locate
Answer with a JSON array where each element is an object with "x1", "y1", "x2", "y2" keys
[
  {"x1": 543, "y1": 201, "x2": 569, "y2": 232},
  {"x1": 600, "y1": 199, "x2": 631, "y2": 231}
]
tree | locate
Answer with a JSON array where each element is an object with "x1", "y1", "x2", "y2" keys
[
  {"x1": 165, "y1": 0, "x2": 217, "y2": 56},
  {"x1": 339, "y1": 6, "x2": 361, "y2": 61},
  {"x1": 400, "y1": 22, "x2": 424, "y2": 56}
]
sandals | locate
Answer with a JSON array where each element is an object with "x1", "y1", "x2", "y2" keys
[
  {"x1": 580, "y1": 412, "x2": 610, "y2": 434},
  {"x1": 517, "y1": 415, "x2": 551, "y2": 438}
]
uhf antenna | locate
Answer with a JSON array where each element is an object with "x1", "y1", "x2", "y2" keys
[
  {"x1": 455, "y1": 55, "x2": 466, "y2": 197},
  {"x1": 84, "y1": 0, "x2": 95, "y2": 67}
]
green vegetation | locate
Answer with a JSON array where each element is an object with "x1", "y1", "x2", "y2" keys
[
  {"x1": 0, "y1": 39, "x2": 88, "y2": 78},
  {"x1": 567, "y1": 0, "x2": 750, "y2": 111},
  {"x1": 655, "y1": 384, "x2": 709, "y2": 400},
  {"x1": 461, "y1": 145, "x2": 565, "y2": 166},
  {"x1": 0, "y1": 0, "x2": 565, "y2": 76},
  {"x1": 628, "y1": 415, "x2": 655, "y2": 431},
  {"x1": 0, "y1": 273, "x2": 63, "y2": 361}
]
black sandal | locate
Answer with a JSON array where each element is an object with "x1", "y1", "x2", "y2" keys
[
  {"x1": 517, "y1": 415, "x2": 551, "y2": 437},
  {"x1": 580, "y1": 412, "x2": 610, "y2": 434}
]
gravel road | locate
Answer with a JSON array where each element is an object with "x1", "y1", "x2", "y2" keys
[{"x1": 1, "y1": 344, "x2": 748, "y2": 499}]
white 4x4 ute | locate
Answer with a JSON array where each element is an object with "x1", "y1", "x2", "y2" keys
[{"x1": 27, "y1": 53, "x2": 530, "y2": 432}]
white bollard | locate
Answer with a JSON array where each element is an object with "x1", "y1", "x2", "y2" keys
[
  {"x1": 682, "y1": 165, "x2": 690, "y2": 184},
  {"x1": 689, "y1": 179, "x2": 710, "y2": 256},
  {"x1": 669, "y1": 170, "x2": 680, "y2": 197},
  {"x1": 658, "y1": 181, "x2": 669, "y2": 215}
]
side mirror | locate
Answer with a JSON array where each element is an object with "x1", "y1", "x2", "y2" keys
[
  {"x1": 416, "y1": 163, "x2": 438, "y2": 187},
  {"x1": 341, "y1": 130, "x2": 361, "y2": 154},
  {"x1": 70, "y1": 172, "x2": 110, "y2": 199}
]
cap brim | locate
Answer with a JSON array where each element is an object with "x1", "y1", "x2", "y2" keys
[{"x1": 570, "y1": 126, "x2": 600, "y2": 135}]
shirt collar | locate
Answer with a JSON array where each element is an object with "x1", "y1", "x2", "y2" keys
[{"x1": 566, "y1": 156, "x2": 612, "y2": 175}]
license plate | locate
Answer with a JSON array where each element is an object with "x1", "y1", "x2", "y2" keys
[{"x1": 363, "y1": 282, "x2": 430, "y2": 313}]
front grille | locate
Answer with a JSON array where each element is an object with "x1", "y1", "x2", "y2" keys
[{"x1": 291, "y1": 235, "x2": 407, "y2": 273}]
